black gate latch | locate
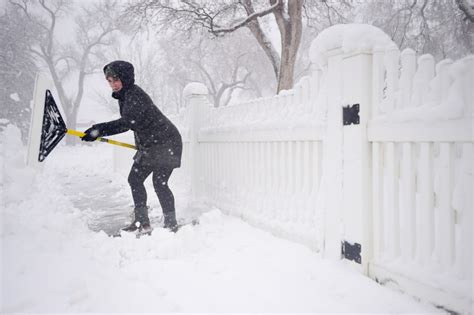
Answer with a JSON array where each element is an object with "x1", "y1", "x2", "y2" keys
[
  {"x1": 343, "y1": 104, "x2": 360, "y2": 125},
  {"x1": 341, "y1": 240, "x2": 361, "y2": 264}
]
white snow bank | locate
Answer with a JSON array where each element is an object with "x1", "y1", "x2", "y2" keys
[
  {"x1": 310, "y1": 23, "x2": 394, "y2": 67},
  {"x1": 0, "y1": 125, "x2": 38, "y2": 204}
]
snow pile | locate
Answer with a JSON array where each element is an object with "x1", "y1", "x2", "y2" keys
[
  {"x1": 310, "y1": 23, "x2": 394, "y2": 67},
  {"x1": 0, "y1": 125, "x2": 38, "y2": 204},
  {"x1": 1, "y1": 127, "x2": 443, "y2": 313}
]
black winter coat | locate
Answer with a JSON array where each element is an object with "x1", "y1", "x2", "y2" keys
[{"x1": 93, "y1": 61, "x2": 182, "y2": 169}]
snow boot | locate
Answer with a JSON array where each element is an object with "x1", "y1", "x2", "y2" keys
[
  {"x1": 122, "y1": 206, "x2": 150, "y2": 232},
  {"x1": 163, "y1": 211, "x2": 178, "y2": 232},
  {"x1": 122, "y1": 220, "x2": 140, "y2": 232},
  {"x1": 139, "y1": 223, "x2": 153, "y2": 235}
]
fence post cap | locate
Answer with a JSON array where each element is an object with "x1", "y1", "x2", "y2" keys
[
  {"x1": 184, "y1": 82, "x2": 208, "y2": 98},
  {"x1": 401, "y1": 48, "x2": 416, "y2": 56},
  {"x1": 310, "y1": 24, "x2": 395, "y2": 67}
]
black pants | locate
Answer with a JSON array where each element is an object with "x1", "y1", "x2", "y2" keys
[{"x1": 128, "y1": 161, "x2": 175, "y2": 215}]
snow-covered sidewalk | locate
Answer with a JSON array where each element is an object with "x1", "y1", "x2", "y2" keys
[{"x1": 1, "y1": 129, "x2": 443, "y2": 313}]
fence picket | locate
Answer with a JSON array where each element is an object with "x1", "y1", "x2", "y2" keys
[
  {"x1": 400, "y1": 49, "x2": 416, "y2": 109},
  {"x1": 288, "y1": 141, "x2": 295, "y2": 195},
  {"x1": 411, "y1": 54, "x2": 435, "y2": 108},
  {"x1": 372, "y1": 142, "x2": 383, "y2": 262},
  {"x1": 415, "y1": 143, "x2": 434, "y2": 266},
  {"x1": 383, "y1": 142, "x2": 399, "y2": 260},
  {"x1": 246, "y1": 142, "x2": 251, "y2": 202},
  {"x1": 312, "y1": 142, "x2": 320, "y2": 196},
  {"x1": 434, "y1": 143, "x2": 455, "y2": 269},
  {"x1": 399, "y1": 142, "x2": 415, "y2": 262},
  {"x1": 383, "y1": 45, "x2": 400, "y2": 112},
  {"x1": 457, "y1": 143, "x2": 472, "y2": 278},
  {"x1": 302, "y1": 141, "x2": 310, "y2": 195}
]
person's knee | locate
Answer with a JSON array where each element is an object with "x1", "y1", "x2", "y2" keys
[
  {"x1": 128, "y1": 171, "x2": 142, "y2": 187},
  {"x1": 153, "y1": 171, "x2": 169, "y2": 187},
  {"x1": 154, "y1": 182, "x2": 174, "y2": 202},
  {"x1": 154, "y1": 180, "x2": 169, "y2": 194}
]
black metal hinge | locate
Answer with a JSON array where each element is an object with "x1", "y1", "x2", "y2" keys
[
  {"x1": 341, "y1": 240, "x2": 361, "y2": 264},
  {"x1": 343, "y1": 104, "x2": 360, "y2": 126}
]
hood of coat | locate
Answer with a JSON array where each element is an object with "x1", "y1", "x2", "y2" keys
[{"x1": 103, "y1": 60, "x2": 135, "y2": 89}]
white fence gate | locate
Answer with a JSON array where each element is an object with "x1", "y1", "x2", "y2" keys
[{"x1": 114, "y1": 24, "x2": 473, "y2": 313}]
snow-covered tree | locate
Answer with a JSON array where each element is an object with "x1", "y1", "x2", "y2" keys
[
  {"x1": 456, "y1": 0, "x2": 474, "y2": 22},
  {"x1": 9, "y1": 0, "x2": 123, "y2": 144},
  {"x1": 124, "y1": 0, "x2": 305, "y2": 93},
  {"x1": 0, "y1": 5, "x2": 38, "y2": 141},
  {"x1": 124, "y1": 0, "x2": 357, "y2": 95},
  {"x1": 157, "y1": 30, "x2": 274, "y2": 108},
  {"x1": 358, "y1": 0, "x2": 473, "y2": 60}
]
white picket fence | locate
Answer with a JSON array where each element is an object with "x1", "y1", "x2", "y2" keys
[
  {"x1": 368, "y1": 43, "x2": 473, "y2": 313},
  {"x1": 113, "y1": 25, "x2": 473, "y2": 313}
]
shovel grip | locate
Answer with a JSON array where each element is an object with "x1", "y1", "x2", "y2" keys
[{"x1": 66, "y1": 129, "x2": 137, "y2": 150}]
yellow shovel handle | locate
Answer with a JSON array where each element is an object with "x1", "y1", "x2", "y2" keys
[{"x1": 67, "y1": 129, "x2": 137, "y2": 150}]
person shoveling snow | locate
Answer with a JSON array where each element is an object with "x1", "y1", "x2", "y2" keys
[{"x1": 81, "y1": 60, "x2": 183, "y2": 234}]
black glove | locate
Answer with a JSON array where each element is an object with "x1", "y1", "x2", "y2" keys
[{"x1": 81, "y1": 126, "x2": 100, "y2": 142}]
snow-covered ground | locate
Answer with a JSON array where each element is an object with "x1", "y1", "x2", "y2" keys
[{"x1": 1, "y1": 126, "x2": 444, "y2": 313}]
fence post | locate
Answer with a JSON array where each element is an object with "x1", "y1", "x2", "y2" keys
[
  {"x1": 183, "y1": 82, "x2": 209, "y2": 202},
  {"x1": 371, "y1": 46, "x2": 384, "y2": 118},
  {"x1": 341, "y1": 50, "x2": 374, "y2": 274},
  {"x1": 320, "y1": 48, "x2": 345, "y2": 261}
]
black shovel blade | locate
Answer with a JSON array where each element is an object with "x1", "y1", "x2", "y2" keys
[{"x1": 38, "y1": 90, "x2": 67, "y2": 162}]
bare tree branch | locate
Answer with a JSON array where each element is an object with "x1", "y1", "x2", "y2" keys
[
  {"x1": 211, "y1": 0, "x2": 281, "y2": 34},
  {"x1": 10, "y1": 0, "x2": 121, "y2": 143},
  {"x1": 456, "y1": 0, "x2": 474, "y2": 22},
  {"x1": 9, "y1": 0, "x2": 49, "y2": 34},
  {"x1": 399, "y1": 0, "x2": 418, "y2": 48}
]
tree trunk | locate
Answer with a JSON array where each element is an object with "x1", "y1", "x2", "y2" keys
[
  {"x1": 278, "y1": 42, "x2": 296, "y2": 91},
  {"x1": 272, "y1": 0, "x2": 302, "y2": 93},
  {"x1": 65, "y1": 114, "x2": 78, "y2": 145},
  {"x1": 242, "y1": 0, "x2": 281, "y2": 86},
  {"x1": 246, "y1": 21, "x2": 280, "y2": 81},
  {"x1": 64, "y1": 102, "x2": 80, "y2": 145},
  {"x1": 277, "y1": 28, "x2": 301, "y2": 91}
]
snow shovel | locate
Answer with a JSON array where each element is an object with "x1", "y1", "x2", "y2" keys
[{"x1": 38, "y1": 89, "x2": 136, "y2": 162}]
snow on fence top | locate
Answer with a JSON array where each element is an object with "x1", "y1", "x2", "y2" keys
[
  {"x1": 183, "y1": 82, "x2": 208, "y2": 98},
  {"x1": 203, "y1": 74, "x2": 326, "y2": 133},
  {"x1": 375, "y1": 51, "x2": 473, "y2": 122},
  {"x1": 201, "y1": 24, "x2": 400, "y2": 133},
  {"x1": 172, "y1": 23, "x2": 473, "y2": 136},
  {"x1": 309, "y1": 23, "x2": 394, "y2": 67}
]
